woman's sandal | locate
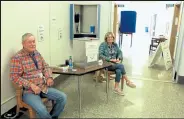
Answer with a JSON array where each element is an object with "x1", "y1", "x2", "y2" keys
[
  {"x1": 114, "y1": 88, "x2": 125, "y2": 96},
  {"x1": 126, "y1": 81, "x2": 136, "y2": 88}
]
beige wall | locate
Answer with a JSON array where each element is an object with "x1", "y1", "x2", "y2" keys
[{"x1": 1, "y1": 1, "x2": 113, "y2": 114}]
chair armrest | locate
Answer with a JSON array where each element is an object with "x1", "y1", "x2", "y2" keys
[{"x1": 12, "y1": 82, "x2": 23, "y2": 89}]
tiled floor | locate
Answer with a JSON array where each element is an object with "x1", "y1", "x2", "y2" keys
[
  {"x1": 19, "y1": 32, "x2": 184, "y2": 118},
  {"x1": 20, "y1": 74, "x2": 184, "y2": 118},
  {"x1": 58, "y1": 74, "x2": 184, "y2": 118}
]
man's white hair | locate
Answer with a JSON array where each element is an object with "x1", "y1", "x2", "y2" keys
[{"x1": 22, "y1": 33, "x2": 34, "y2": 42}]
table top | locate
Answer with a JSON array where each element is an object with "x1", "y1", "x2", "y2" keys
[
  {"x1": 152, "y1": 36, "x2": 167, "y2": 42},
  {"x1": 152, "y1": 36, "x2": 167, "y2": 40},
  {"x1": 50, "y1": 61, "x2": 112, "y2": 76}
]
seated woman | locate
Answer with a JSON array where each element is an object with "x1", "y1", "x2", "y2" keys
[{"x1": 99, "y1": 32, "x2": 136, "y2": 95}]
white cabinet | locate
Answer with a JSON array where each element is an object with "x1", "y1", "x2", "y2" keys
[{"x1": 73, "y1": 39, "x2": 100, "y2": 68}]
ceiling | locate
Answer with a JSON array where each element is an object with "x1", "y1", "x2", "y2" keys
[{"x1": 114, "y1": 1, "x2": 181, "y2": 5}]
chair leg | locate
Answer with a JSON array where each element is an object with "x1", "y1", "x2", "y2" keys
[
  {"x1": 47, "y1": 100, "x2": 55, "y2": 113},
  {"x1": 95, "y1": 71, "x2": 98, "y2": 86},
  {"x1": 108, "y1": 74, "x2": 111, "y2": 80},
  {"x1": 51, "y1": 100, "x2": 55, "y2": 106},
  {"x1": 94, "y1": 71, "x2": 101, "y2": 86},
  {"x1": 16, "y1": 105, "x2": 20, "y2": 115},
  {"x1": 28, "y1": 108, "x2": 36, "y2": 118}
]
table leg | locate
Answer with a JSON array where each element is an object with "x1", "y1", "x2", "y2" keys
[
  {"x1": 77, "y1": 76, "x2": 82, "y2": 118},
  {"x1": 105, "y1": 68, "x2": 109, "y2": 103},
  {"x1": 105, "y1": 69, "x2": 107, "y2": 93}
]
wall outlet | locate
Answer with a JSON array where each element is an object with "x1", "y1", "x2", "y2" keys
[{"x1": 58, "y1": 28, "x2": 62, "y2": 40}]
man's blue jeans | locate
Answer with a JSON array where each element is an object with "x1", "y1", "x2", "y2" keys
[
  {"x1": 108, "y1": 63, "x2": 126, "y2": 83},
  {"x1": 23, "y1": 88, "x2": 67, "y2": 118}
]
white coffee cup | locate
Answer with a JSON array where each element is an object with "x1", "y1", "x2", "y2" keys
[
  {"x1": 62, "y1": 66, "x2": 68, "y2": 72},
  {"x1": 98, "y1": 60, "x2": 103, "y2": 65}
]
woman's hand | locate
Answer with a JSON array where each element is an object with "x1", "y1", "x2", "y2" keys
[
  {"x1": 110, "y1": 59, "x2": 121, "y2": 63},
  {"x1": 110, "y1": 59, "x2": 117, "y2": 63},
  {"x1": 116, "y1": 59, "x2": 121, "y2": 63}
]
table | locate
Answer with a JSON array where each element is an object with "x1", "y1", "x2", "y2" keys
[
  {"x1": 50, "y1": 62, "x2": 112, "y2": 118},
  {"x1": 152, "y1": 36, "x2": 167, "y2": 43}
]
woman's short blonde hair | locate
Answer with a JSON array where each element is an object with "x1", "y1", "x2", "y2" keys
[{"x1": 104, "y1": 32, "x2": 115, "y2": 42}]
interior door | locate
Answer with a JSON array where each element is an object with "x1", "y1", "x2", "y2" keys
[
  {"x1": 169, "y1": 4, "x2": 181, "y2": 61},
  {"x1": 113, "y1": 4, "x2": 118, "y2": 39}
]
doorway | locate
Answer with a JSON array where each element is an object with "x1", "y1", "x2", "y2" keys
[
  {"x1": 169, "y1": 4, "x2": 181, "y2": 61},
  {"x1": 113, "y1": 1, "x2": 181, "y2": 81}
]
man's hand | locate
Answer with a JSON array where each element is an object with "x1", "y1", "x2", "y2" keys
[
  {"x1": 47, "y1": 78, "x2": 54, "y2": 87},
  {"x1": 30, "y1": 83, "x2": 41, "y2": 95}
]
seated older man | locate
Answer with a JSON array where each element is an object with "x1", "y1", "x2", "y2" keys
[{"x1": 10, "y1": 33, "x2": 67, "y2": 119}]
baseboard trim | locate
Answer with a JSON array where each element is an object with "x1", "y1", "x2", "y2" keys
[
  {"x1": 1, "y1": 95, "x2": 15, "y2": 106},
  {"x1": 1, "y1": 97, "x2": 16, "y2": 115},
  {"x1": 177, "y1": 75, "x2": 184, "y2": 84}
]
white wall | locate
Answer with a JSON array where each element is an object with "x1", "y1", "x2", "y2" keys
[
  {"x1": 1, "y1": 1, "x2": 51, "y2": 114},
  {"x1": 174, "y1": 1, "x2": 184, "y2": 76},
  {"x1": 178, "y1": 33, "x2": 184, "y2": 75},
  {"x1": 49, "y1": 2, "x2": 73, "y2": 67},
  {"x1": 174, "y1": 1, "x2": 184, "y2": 75},
  {"x1": 81, "y1": 5, "x2": 97, "y2": 33},
  {"x1": 1, "y1": 1, "x2": 113, "y2": 114},
  {"x1": 114, "y1": 1, "x2": 174, "y2": 37}
]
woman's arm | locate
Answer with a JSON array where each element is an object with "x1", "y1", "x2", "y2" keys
[
  {"x1": 99, "y1": 43, "x2": 111, "y2": 62},
  {"x1": 116, "y1": 45, "x2": 123, "y2": 63}
]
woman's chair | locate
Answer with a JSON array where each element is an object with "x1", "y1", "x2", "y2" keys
[
  {"x1": 95, "y1": 70, "x2": 124, "y2": 90},
  {"x1": 12, "y1": 82, "x2": 53, "y2": 118},
  {"x1": 104, "y1": 70, "x2": 124, "y2": 90},
  {"x1": 95, "y1": 49, "x2": 124, "y2": 90}
]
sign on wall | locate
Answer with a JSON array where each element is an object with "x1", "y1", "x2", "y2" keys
[
  {"x1": 166, "y1": 4, "x2": 174, "y2": 9},
  {"x1": 37, "y1": 25, "x2": 44, "y2": 42},
  {"x1": 118, "y1": 4, "x2": 124, "y2": 7}
]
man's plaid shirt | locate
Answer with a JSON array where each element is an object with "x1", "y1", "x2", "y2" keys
[{"x1": 10, "y1": 49, "x2": 53, "y2": 93}]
